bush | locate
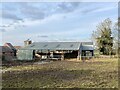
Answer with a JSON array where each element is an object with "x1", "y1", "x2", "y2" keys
[{"x1": 94, "y1": 54, "x2": 100, "y2": 58}]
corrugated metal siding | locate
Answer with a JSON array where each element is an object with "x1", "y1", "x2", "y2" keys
[{"x1": 17, "y1": 50, "x2": 33, "y2": 60}]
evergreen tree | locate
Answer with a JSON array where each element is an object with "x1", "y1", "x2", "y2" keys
[{"x1": 92, "y1": 18, "x2": 113, "y2": 55}]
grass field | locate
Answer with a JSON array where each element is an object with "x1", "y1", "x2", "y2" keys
[{"x1": 2, "y1": 58, "x2": 118, "y2": 88}]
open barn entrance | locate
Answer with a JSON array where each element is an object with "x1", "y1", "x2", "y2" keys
[
  {"x1": 34, "y1": 50, "x2": 62, "y2": 60},
  {"x1": 34, "y1": 51, "x2": 50, "y2": 60},
  {"x1": 33, "y1": 50, "x2": 79, "y2": 60},
  {"x1": 81, "y1": 50, "x2": 94, "y2": 60},
  {"x1": 64, "y1": 50, "x2": 78, "y2": 59},
  {"x1": 51, "y1": 53, "x2": 62, "y2": 60}
]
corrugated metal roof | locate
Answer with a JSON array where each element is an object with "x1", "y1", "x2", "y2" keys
[
  {"x1": 4, "y1": 43, "x2": 16, "y2": 50},
  {"x1": 20, "y1": 42, "x2": 81, "y2": 50},
  {"x1": 0, "y1": 46, "x2": 13, "y2": 53},
  {"x1": 81, "y1": 45, "x2": 94, "y2": 51}
]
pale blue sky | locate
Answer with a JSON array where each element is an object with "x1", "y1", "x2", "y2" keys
[{"x1": 0, "y1": 2, "x2": 118, "y2": 46}]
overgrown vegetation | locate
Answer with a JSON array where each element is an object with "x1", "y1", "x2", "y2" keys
[{"x1": 2, "y1": 58, "x2": 118, "y2": 88}]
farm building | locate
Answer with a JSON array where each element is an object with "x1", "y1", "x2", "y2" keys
[
  {"x1": 17, "y1": 42, "x2": 94, "y2": 60},
  {"x1": 0, "y1": 43, "x2": 17, "y2": 60},
  {"x1": 4, "y1": 43, "x2": 17, "y2": 56}
]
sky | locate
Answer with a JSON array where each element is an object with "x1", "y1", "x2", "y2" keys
[{"x1": 0, "y1": 2, "x2": 118, "y2": 46}]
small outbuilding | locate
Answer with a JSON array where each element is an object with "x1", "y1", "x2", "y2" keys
[
  {"x1": 17, "y1": 42, "x2": 94, "y2": 60},
  {"x1": 0, "y1": 43, "x2": 17, "y2": 60}
]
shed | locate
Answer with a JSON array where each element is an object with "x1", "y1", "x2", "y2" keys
[
  {"x1": 0, "y1": 46, "x2": 15, "y2": 60},
  {"x1": 4, "y1": 43, "x2": 17, "y2": 56}
]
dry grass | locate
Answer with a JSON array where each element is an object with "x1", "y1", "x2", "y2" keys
[{"x1": 2, "y1": 58, "x2": 118, "y2": 88}]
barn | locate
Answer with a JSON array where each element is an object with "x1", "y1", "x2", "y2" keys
[{"x1": 17, "y1": 42, "x2": 94, "y2": 60}]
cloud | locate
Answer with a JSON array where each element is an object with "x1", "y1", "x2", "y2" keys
[
  {"x1": 1, "y1": 10, "x2": 22, "y2": 20},
  {"x1": 18, "y1": 13, "x2": 65, "y2": 27},
  {"x1": 0, "y1": 25, "x2": 10, "y2": 28},
  {"x1": 57, "y1": 2, "x2": 80, "y2": 13},
  {"x1": 0, "y1": 29, "x2": 6, "y2": 32},
  {"x1": 81, "y1": 7, "x2": 101, "y2": 14},
  {"x1": 21, "y1": 9, "x2": 45, "y2": 20},
  {"x1": 37, "y1": 35, "x2": 49, "y2": 38},
  {"x1": 18, "y1": 2, "x2": 45, "y2": 20},
  {"x1": 18, "y1": 2, "x2": 80, "y2": 21},
  {"x1": 1, "y1": 2, "x2": 80, "y2": 28},
  {"x1": 91, "y1": 6, "x2": 117, "y2": 13},
  {"x1": 1, "y1": 2, "x2": 117, "y2": 33},
  {"x1": 0, "y1": 19, "x2": 27, "y2": 32},
  {"x1": 81, "y1": 6, "x2": 117, "y2": 14},
  {"x1": 1, "y1": 2, "x2": 45, "y2": 25}
]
